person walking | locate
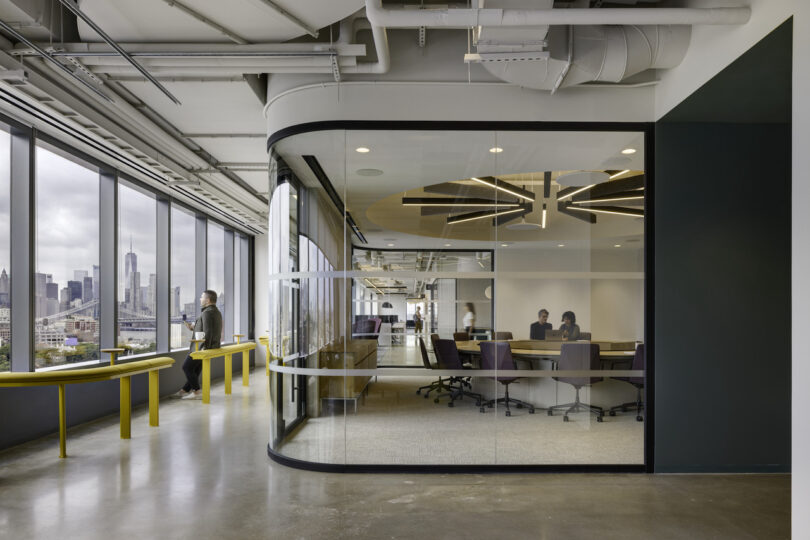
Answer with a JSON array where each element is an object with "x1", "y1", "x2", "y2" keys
[
  {"x1": 413, "y1": 305, "x2": 423, "y2": 334},
  {"x1": 171, "y1": 289, "x2": 223, "y2": 400}
]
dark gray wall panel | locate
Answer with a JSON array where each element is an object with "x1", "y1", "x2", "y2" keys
[{"x1": 654, "y1": 20, "x2": 791, "y2": 472}]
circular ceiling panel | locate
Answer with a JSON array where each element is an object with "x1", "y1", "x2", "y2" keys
[{"x1": 556, "y1": 171, "x2": 610, "y2": 187}]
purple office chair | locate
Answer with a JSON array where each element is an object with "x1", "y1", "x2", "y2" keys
[
  {"x1": 478, "y1": 341, "x2": 536, "y2": 416},
  {"x1": 416, "y1": 337, "x2": 454, "y2": 398},
  {"x1": 609, "y1": 344, "x2": 645, "y2": 422},
  {"x1": 548, "y1": 343, "x2": 604, "y2": 422},
  {"x1": 432, "y1": 339, "x2": 481, "y2": 407}
]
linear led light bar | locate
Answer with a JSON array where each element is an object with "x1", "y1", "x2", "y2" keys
[
  {"x1": 566, "y1": 205, "x2": 645, "y2": 218},
  {"x1": 363, "y1": 278, "x2": 384, "y2": 295},
  {"x1": 572, "y1": 191, "x2": 645, "y2": 204},
  {"x1": 402, "y1": 197, "x2": 521, "y2": 207},
  {"x1": 541, "y1": 203, "x2": 547, "y2": 229},
  {"x1": 471, "y1": 177, "x2": 535, "y2": 202},
  {"x1": 447, "y1": 207, "x2": 525, "y2": 225},
  {"x1": 557, "y1": 184, "x2": 595, "y2": 202},
  {"x1": 609, "y1": 169, "x2": 631, "y2": 179}
]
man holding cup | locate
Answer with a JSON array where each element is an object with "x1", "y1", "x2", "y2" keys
[{"x1": 172, "y1": 289, "x2": 223, "y2": 400}]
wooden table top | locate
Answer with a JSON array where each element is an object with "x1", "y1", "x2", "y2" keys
[{"x1": 455, "y1": 341, "x2": 636, "y2": 358}]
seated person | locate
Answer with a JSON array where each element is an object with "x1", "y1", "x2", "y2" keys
[
  {"x1": 529, "y1": 308, "x2": 552, "y2": 340},
  {"x1": 559, "y1": 310, "x2": 581, "y2": 341}
]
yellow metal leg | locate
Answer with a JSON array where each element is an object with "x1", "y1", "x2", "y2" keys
[
  {"x1": 265, "y1": 345, "x2": 270, "y2": 376},
  {"x1": 149, "y1": 370, "x2": 159, "y2": 427},
  {"x1": 58, "y1": 384, "x2": 67, "y2": 458},
  {"x1": 242, "y1": 351, "x2": 250, "y2": 387},
  {"x1": 224, "y1": 353, "x2": 232, "y2": 395},
  {"x1": 120, "y1": 376, "x2": 131, "y2": 439},
  {"x1": 202, "y1": 359, "x2": 211, "y2": 404}
]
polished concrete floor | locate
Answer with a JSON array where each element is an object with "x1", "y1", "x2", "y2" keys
[{"x1": 0, "y1": 372, "x2": 790, "y2": 540}]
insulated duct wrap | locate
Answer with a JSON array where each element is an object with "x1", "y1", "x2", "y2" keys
[{"x1": 478, "y1": 24, "x2": 691, "y2": 91}]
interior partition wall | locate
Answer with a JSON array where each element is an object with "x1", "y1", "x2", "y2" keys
[{"x1": 266, "y1": 123, "x2": 651, "y2": 471}]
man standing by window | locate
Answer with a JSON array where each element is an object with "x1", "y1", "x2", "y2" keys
[{"x1": 172, "y1": 290, "x2": 223, "y2": 400}]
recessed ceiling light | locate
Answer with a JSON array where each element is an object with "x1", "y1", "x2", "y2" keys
[
  {"x1": 614, "y1": 244, "x2": 622, "y2": 248},
  {"x1": 621, "y1": 148, "x2": 636, "y2": 155},
  {"x1": 489, "y1": 147, "x2": 503, "y2": 153},
  {"x1": 444, "y1": 243, "x2": 452, "y2": 247},
  {"x1": 387, "y1": 243, "x2": 395, "y2": 247},
  {"x1": 558, "y1": 244, "x2": 565, "y2": 247},
  {"x1": 501, "y1": 243, "x2": 509, "y2": 247},
  {"x1": 355, "y1": 147, "x2": 370, "y2": 153}
]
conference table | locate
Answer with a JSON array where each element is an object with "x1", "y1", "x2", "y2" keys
[{"x1": 454, "y1": 340, "x2": 637, "y2": 369}]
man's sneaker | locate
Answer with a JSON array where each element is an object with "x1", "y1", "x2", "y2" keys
[
  {"x1": 182, "y1": 390, "x2": 202, "y2": 400},
  {"x1": 169, "y1": 389, "x2": 189, "y2": 399}
]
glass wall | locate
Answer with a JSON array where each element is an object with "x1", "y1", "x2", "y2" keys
[
  {"x1": 268, "y1": 128, "x2": 646, "y2": 468},
  {"x1": 117, "y1": 182, "x2": 157, "y2": 356},
  {"x1": 34, "y1": 143, "x2": 100, "y2": 369},
  {"x1": 171, "y1": 205, "x2": 196, "y2": 349},
  {"x1": 0, "y1": 126, "x2": 9, "y2": 371},
  {"x1": 0, "y1": 114, "x2": 253, "y2": 373}
]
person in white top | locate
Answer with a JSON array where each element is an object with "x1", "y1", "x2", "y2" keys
[{"x1": 462, "y1": 302, "x2": 476, "y2": 336}]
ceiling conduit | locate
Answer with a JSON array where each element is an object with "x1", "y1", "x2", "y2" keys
[{"x1": 363, "y1": 0, "x2": 751, "y2": 27}]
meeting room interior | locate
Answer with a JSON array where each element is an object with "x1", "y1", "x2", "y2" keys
[{"x1": 267, "y1": 127, "x2": 647, "y2": 466}]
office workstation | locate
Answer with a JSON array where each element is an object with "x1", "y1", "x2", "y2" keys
[{"x1": 266, "y1": 127, "x2": 647, "y2": 466}]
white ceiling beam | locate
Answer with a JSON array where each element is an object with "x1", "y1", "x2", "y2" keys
[{"x1": 160, "y1": 0, "x2": 249, "y2": 44}]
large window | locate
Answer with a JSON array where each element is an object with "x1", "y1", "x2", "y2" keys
[
  {"x1": 34, "y1": 144, "x2": 100, "y2": 369},
  {"x1": 207, "y1": 221, "x2": 226, "y2": 341},
  {"x1": 118, "y1": 182, "x2": 157, "y2": 356},
  {"x1": 171, "y1": 206, "x2": 196, "y2": 349},
  {"x1": 0, "y1": 127, "x2": 10, "y2": 371}
]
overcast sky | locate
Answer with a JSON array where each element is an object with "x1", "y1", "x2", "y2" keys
[
  {"x1": 35, "y1": 146, "x2": 100, "y2": 287},
  {"x1": 0, "y1": 140, "x2": 229, "y2": 304}
]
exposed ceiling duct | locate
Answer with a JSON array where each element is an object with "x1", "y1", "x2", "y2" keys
[{"x1": 364, "y1": 0, "x2": 749, "y2": 91}]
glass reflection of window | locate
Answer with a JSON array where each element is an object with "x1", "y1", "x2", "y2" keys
[
  {"x1": 0, "y1": 128, "x2": 10, "y2": 372},
  {"x1": 34, "y1": 144, "x2": 100, "y2": 369},
  {"x1": 118, "y1": 182, "x2": 157, "y2": 357},
  {"x1": 171, "y1": 206, "x2": 196, "y2": 349}
]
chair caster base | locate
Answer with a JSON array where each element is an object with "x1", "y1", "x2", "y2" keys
[
  {"x1": 563, "y1": 415, "x2": 569, "y2": 422},
  {"x1": 596, "y1": 416, "x2": 603, "y2": 423},
  {"x1": 609, "y1": 410, "x2": 616, "y2": 416},
  {"x1": 416, "y1": 390, "x2": 421, "y2": 395},
  {"x1": 423, "y1": 394, "x2": 429, "y2": 399},
  {"x1": 434, "y1": 398, "x2": 440, "y2": 404},
  {"x1": 529, "y1": 408, "x2": 535, "y2": 414},
  {"x1": 547, "y1": 410, "x2": 553, "y2": 416},
  {"x1": 479, "y1": 407, "x2": 485, "y2": 413},
  {"x1": 448, "y1": 402, "x2": 454, "y2": 408},
  {"x1": 505, "y1": 410, "x2": 511, "y2": 417},
  {"x1": 636, "y1": 415, "x2": 643, "y2": 422}
]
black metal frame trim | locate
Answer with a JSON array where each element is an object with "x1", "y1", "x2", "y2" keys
[{"x1": 268, "y1": 444, "x2": 645, "y2": 474}]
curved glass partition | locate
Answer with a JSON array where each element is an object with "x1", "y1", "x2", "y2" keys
[{"x1": 267, "y1": 127, "x2": 647, "y2": 468}]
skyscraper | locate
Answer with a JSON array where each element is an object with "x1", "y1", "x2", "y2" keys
[
  {"x1": 147, "y1": 273, "x2": 157, "y2": 315},
  {"x1": 172, "y1": 286, "x2": 181, "y2": 318},
  {"x1": 92, "y1": 265, "x2": 100, "y2": 300},
  {"x1": 67, "y1": 280, "x2": 82, "y2": 303},
  {"x1": 46, "y1": 282, "x2": 58, "y2": 300},
  {"x1": 124, "y1": 237, "x2": 137, "y2": 285},
  {"x1": 74, "y1": 270, "x2": 88, "y2": 282},
  {"x1": 0, "y1": 268, "x2": 9, "y2": 307},
  {"x1": 83, "y1": 277, "x2": 93, "y2": 303},
  {"x1": 128, "y1": 271, "x2": 141, "y2": 313}
]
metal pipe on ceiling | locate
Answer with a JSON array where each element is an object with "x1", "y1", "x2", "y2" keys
[
  {"x1": 364, "y1": 0, "x2": 751, "y2": 27},
  {"x1": 0, "y1": 19, "x2": 113, "y2": 102},
  {"x1": 54, "y1": 0, "x2": 182, "y2": 106}
]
